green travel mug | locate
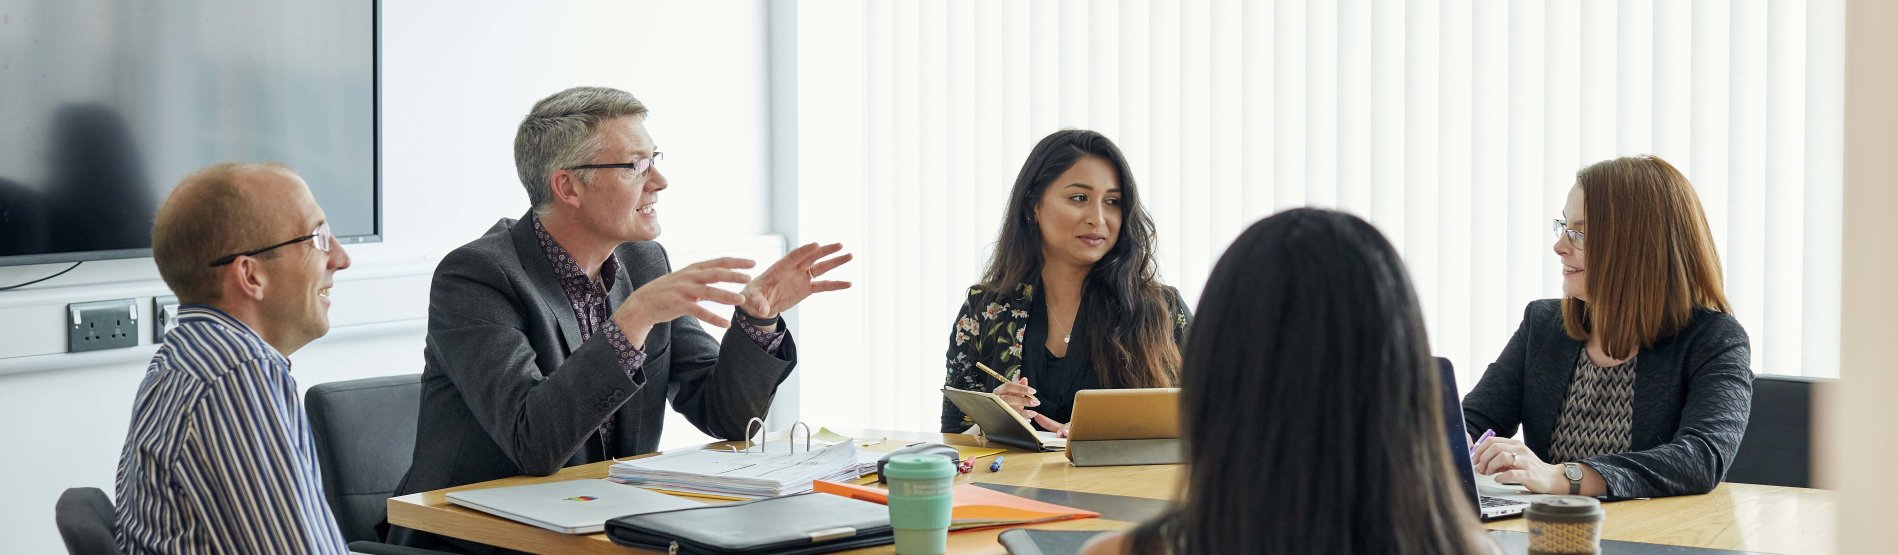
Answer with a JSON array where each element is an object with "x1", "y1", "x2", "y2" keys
[{"x1": 883, "y1": 453, "x2": 955, "y2": 555}]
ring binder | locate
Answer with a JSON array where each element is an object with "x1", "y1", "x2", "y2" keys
[{"x1": 742, "y1": 417, "x2": 814, "y2": 453}]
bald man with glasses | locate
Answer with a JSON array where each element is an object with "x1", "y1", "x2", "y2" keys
[{"x1": 115, "y1": 162, "x2": 353, "y2": 554}]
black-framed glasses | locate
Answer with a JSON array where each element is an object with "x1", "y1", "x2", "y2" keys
[
  {"x1": 1552, "y1": 218, "x2": 1585, "y2": 250},
  {"x1": 566, "y1": 152, "x2": 664, "y2": 176},
  {"x1": 208, "y1": 223, "x2": 333, "y2": 267}
]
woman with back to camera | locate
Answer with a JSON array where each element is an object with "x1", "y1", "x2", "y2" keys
[
  {"x1": 1082, "y1": 208, "x2": 1496, "y2": 554},
  {"x1": 1463, "y1": 155, "x2": 1752, "y2": 499},
  {"x1": 939, "y1": 129, "x2": 1190, "y2": 435}
]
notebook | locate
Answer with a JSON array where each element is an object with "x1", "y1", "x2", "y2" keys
[
  {"x1": 943, "y1": 386, "x2": 1068, "y2": 452},
  {"x1": 812, "y1": 480, "x2": 1100, "y2": 531},
  {"x1": 444, "y1": 479, "x2": 705, "y2": 534}
]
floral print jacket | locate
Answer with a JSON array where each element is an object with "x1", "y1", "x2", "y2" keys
[{"x1": 939, "y1": 282, "x2": 1191, "y2": 432}]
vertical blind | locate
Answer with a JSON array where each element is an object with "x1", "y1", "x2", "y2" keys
[{"x1": 788, "y1": 0, "x2": 1842, "y2": 434}]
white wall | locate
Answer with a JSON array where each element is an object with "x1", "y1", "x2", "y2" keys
[
  {"x1": 1825, "y1": 0, "x2": 1894, "y2": 552},
  {"x1": 0, "y1": 1, "x2": 773, "y2": 551}
]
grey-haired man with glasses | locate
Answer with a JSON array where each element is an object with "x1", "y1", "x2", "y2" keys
[
  {"x1": 389, "y1": 87, "x2": 851, "y2": 550},
  {"x1": 116, "y1": 162, "x2": 353, "y2": 554}
]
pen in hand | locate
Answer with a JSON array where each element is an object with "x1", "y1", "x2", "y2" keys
[
  {"x1": 1471, "y1": 429, "x2": 1496, "y2": 457},
  {"x1": 974, "y1": 362, "x2": 1018, "y2": 383}
]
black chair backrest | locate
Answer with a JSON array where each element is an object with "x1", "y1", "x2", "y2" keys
[
  {"x1": 306, "y1": 374, "x2": 423, "y2": 543},
  {"x1": 1726, "y1": 374, "x2": 1828, "y2": 488},
  {"x1": 55, "y1": 487, "x2": 122, "y2": 555}
]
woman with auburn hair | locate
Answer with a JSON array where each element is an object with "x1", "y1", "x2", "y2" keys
[
  {"x1": 1463, "y1": 155, "x2": 1752, "y2": 499},
  {"x1": 939, "y1": 129, "x2": 1189, "y2": 434},
  {"x1": 1082, "y1": 208, "x2": 1495, "y2": 555}
]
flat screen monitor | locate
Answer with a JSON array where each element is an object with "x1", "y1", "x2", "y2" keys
[{"x1": 0, "y1": 0, "x2": 380, "y2": 266}]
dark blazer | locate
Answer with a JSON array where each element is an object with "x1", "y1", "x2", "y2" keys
[
  {"x1": 391, "y1": 213, "x2": 794, "y2": 526},
  {"x1": 1463, "y1": 299, "x2": 1752, "y2": 498}
]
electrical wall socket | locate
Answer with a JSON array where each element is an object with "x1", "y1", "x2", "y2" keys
[
  {"x1": 68, "y1": 299, "x2": 139, "y2": 353},
  {"x1": 154, "y1": 296, "x2": 180, "y2": 342}
]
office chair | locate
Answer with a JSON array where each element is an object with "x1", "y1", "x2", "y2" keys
[
  {"x1": 55, "y1": 487, "x2": 122, "y2": 555},
  {"x1": 307, "y1": 374, "x2": 423, "y2": 543},
  {"x1": 1726, "y1": 374, "x2": 1829, "y2": 488}
]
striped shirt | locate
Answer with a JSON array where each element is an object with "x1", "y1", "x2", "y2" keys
[{"x1": 114, "y1": 306, "x2": 347, "y2": 555}]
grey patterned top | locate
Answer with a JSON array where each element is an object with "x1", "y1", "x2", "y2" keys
[
  {"x1": 1463, "y1": 299, "x2": 1753, "y2": 499},
  {"x1": 1548, "y1": 349, "x2": 1638, "y2": 462}
]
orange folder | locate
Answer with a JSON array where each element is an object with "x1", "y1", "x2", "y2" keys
[{"x1": 813, "y1": 480, "x2": 1100, "y2": 531}]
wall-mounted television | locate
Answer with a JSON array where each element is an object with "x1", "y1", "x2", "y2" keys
[{"x1": 0, "y1": 0, "x2": 381, "y2": 267}]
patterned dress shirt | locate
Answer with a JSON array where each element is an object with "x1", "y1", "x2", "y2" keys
[{"x1": 114, "y1": 306, "x2": 348, "y2": 555}]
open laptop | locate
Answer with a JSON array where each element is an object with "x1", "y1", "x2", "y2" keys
[
  {"x1": 1067, "y1": 388, "x2": 1181, "y2": 441},
  {"x1": 943, "y1": 386, "x2": 1067, "y2": 451},
  {"x1": 445, "y1": 479, "x2": 706, "y2": 534},
  {"x1": 1435, "y1": 358, "x2": 1544, "y2": 520},
  {"x1": 1065, "y1": 388, "x2": 1183, "y2": 466}
]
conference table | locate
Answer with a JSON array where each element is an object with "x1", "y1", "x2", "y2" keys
[{"x1": 386, "y1": 429, "x2": 1834, "y2": 554}]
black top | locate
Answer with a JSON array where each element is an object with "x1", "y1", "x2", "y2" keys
[
  {"x1": 1462, "y1": 299, "x2": 1753, "y2": 499},
  {"x1": 940, "y1": 281, "x2": 1191, "y2": 433},
  {"x1": 1021, "y1": 292, "x2": 1099, "y2": 425}
]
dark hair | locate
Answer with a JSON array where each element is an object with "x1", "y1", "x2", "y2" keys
[
  {"x1": 1130, "y1": 208, "x2": 1487, "y2": 554},
  {"x1": 1564, "y1": 155, "x2": 1730, "y2": 359},
  {"x1": 979, "y1": 129, "x2": 1180, "y2": 389}
]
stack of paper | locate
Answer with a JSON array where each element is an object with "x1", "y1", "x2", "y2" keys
[{"x1": 607, "y1": 442, "x2": 863, "y2": 499}]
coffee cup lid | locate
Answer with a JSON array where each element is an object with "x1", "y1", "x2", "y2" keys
[{"x1": 1529, "y1": 495, "x2": 1602, "y2": 515}]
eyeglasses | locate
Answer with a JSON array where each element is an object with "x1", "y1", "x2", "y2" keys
[
  {"x1": 1552, "y1": 219, "x2": 1585, "y2": 250},
  {"x1": 208, "y1": 223, "x2": 333, "y2": 267},
  {"x1": 566, "y1": 152, "x2": 664, "y2": 177}
]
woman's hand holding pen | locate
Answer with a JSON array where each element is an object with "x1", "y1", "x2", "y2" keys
[{"x1": 993, "y1": 377, "x2": 1040, "y2": 416}]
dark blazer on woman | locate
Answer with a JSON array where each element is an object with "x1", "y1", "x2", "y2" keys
[
  {"x1": 939, "y1": 282, "x2": 1190, "y2": 433},
  {"x1": 1463, "y1": 299, "x2": 1752, "y2": 498}
]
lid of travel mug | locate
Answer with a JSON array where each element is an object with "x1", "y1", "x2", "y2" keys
[
  {"x1": 1527, "y1": 496, "x2": 1604, "y2": 521},
  {"x1": 882, "y1": 453, "x2": 955, "y2": 480}
]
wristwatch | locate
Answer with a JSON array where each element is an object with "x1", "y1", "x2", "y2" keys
[{"x1": 1563, "y1": 462, "x2": 1583, "y2": 495}]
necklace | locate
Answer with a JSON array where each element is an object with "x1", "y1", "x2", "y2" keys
[{"x1": 1063, "y1": 333, "x2": 1070, "y2": 345}]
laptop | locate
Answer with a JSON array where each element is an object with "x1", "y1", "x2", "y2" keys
[
  {"x1": 1067, "y1": 388, "x2": 1181, "y2": 441},
  {"x1": 942, "y1": 386, "x2": 1067, "y2": 451},
  {"x1": 445, "y1": 479, "x2": 706, "y2": 534},
  {"x1": 1064, "y1": 388, "x2": 1184, "y2": 466},
  {"x1": 1435, "y1": 358, "x2": 1545, "y2": 520}
]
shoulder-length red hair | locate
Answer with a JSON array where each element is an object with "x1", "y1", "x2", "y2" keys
[{"x1": 1563, "y1": 156, "x2": 1731, "y2": 359}]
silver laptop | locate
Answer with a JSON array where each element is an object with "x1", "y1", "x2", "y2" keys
[
  {"x1": 1436, "y1": 358, "x2": 1548, "y2": 520},
  {"x1": 445, "y1": 479, "x2": 706, "y2": 534}
]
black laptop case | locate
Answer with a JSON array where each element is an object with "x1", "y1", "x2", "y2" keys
[{"x1": 604, "y1": 492, "x2": 894, "y2": 554}]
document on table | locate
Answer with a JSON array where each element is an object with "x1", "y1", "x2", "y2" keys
[{"x1": 607, "y1": 441, "x2": 863, "y2": 499}]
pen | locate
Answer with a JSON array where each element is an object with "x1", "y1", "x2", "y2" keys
[
  {"x1": 1471, "y1": 429, "x2": 1496, "y2": 457},
  {"x1": 974, "y1": 362, "x2": 1019, "y2": 384}
]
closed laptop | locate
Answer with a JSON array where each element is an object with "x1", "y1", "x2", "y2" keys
[{"x1": 446, "y1": 479, "x2": 706, "y2": 534}]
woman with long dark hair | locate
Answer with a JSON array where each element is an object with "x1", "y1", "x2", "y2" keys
[
  {"x1": 1084, "y1": 208, "x2": 1494, "y2": 554},
  {"x1": 939, "y1": 129, "x2": 1189, "y2": 434},
  {"x1": 1463, "y1": 156, "x2": 1751, "y2": 498}
]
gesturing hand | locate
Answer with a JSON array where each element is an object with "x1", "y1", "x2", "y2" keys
[
  {"x1": 613, "y1": 257, "x2": 754, "y2": 343},
  {"x1": 737, "y1": 242, "x2": 854, "y2": 319}
]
